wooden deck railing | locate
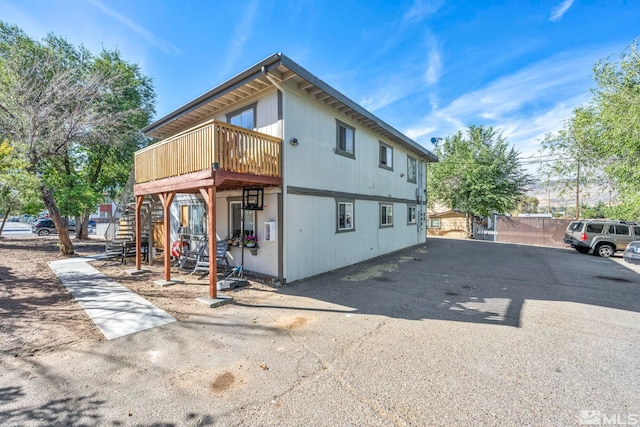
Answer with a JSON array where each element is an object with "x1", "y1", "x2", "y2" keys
[{"x1": 134, "y1": 120, "x2": 282, "y2": 183}]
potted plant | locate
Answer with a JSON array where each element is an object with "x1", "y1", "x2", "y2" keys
[{"x1": 243, "y1": 234, "x2": 258, "y2": 248}]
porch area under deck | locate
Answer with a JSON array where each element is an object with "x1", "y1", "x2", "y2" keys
[{"x1": 132, "y1": 120, "x2": 282, "y2": 300}]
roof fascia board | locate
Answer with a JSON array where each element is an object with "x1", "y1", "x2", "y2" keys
[
  {"x1": 142, "y1": 53, "x2": 283, "y2": 135},
  {"x1": 277, "y1": 54, "x2": 437, "y2": 162}
]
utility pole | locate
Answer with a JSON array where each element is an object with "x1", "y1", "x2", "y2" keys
[{"x1": 575, "y1": 164, "x2": 580, "y2": 219}]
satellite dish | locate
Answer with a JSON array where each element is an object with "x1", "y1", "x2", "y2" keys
[{"x1": 430, "y1": 137, "x2": 437, "y2": 144}]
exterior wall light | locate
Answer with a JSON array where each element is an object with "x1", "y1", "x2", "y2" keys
[{"x1": 290, "y1": 138, "x2": 298, "y2": 146}]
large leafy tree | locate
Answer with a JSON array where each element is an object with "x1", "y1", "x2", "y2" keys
[
  {"x1": 584, "y1": 41, "x2": 640, "y2": 219},
  {"x1": 537, "y1": 107, "x2": 605, "y2": 219},
  {"x1": 0, "y1": 22, "x2": 155, "y2": 253},
  {"x1": 428, "y1": 125, "x2": 531, "y2": 236}
]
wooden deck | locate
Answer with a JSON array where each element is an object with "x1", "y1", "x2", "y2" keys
[{"x1": 134, "y1": 119, "x2": 282, "y2": 185}]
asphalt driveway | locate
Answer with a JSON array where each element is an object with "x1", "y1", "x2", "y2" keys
[{"x1": 1, "y1": 238, "x2": 639, "y2": 426}]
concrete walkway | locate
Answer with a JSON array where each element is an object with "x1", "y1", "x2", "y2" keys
[{"x1": 48, "y1": 256, "x2": 175, "y2": 340}]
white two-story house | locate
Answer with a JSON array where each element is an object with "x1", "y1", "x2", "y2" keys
[{"x1": 133, "y1": 53, "x2": 437, "y2": 299}]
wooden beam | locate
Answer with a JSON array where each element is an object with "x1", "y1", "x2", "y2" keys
[
  {"x1": 298, "y1": 80, "x2": 314, "y2": 91},
  {"x1": 207, "y1": 186, "x2": 217, "y2": 299},
  {"x1": 159, "y1": 191, "x2": 175, "y2": 281},
  {"x1": 135, "y1": 195, "x2": 143, "y2": 270}
]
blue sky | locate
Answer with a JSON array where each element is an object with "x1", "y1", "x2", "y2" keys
[{"x1": 2, "y1": 0, "x2": 639, "y2": 167}]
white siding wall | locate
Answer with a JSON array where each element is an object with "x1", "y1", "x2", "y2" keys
[
  {"x1": 168, "y1": 190, "x2": 279, "y2": 278},
  {"x1": 281, "y1": 88, "x2": 425, "y2": 282},
  {"x1": 214, "y1": 189, "x2": 280, "y2": 278},
  {"x1": 214, "y1": 90, "x2": 281, "y2": 138}
]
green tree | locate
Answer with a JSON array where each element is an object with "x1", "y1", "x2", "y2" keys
[
  {"x1": 0, "y1": 22, "x2": 155, "y2": 252},
  {"x1": 584, "y1": 41, "x2": 640, "y2": 219},
  {"x1": 516, "y1": 196, "x2": 540, "y2": 214},
  {"x1": 537, "y1": 107, "x2": 604, "y2": 219},
  {"x1": 428, "y1": 125, "x2": 531, "y2": 237}
]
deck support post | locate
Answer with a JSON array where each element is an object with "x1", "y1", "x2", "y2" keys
[
  {"x1": 135, "y1": 196, "x2": 144, "y2": 270},
  {"x1": 159, "y1": 191, "x2": 175, "y2": 281},
  {"x1": 200, "y1": 186, "x2": 217, "y2": 299}
]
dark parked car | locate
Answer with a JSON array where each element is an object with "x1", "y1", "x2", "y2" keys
[
  {"x1": 31, "y1": 218, "x2": 76, "y2": 236},
  {"x1": 623, "y1": 241, "x2": 640, "y2": 265}
]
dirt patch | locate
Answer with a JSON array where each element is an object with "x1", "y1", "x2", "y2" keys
[
  {"x1": 0, "y1": 235, "x2": 279, "y2": 357},
  {"x1": 275, "y1": 315, "x2": 313, "y2": 331},
  {"x1": 211, "y1": 372, "x2": 235, "y2": 391},
  {"x1": 0, "y1": 236, "x2": 106, "y2": 357}
]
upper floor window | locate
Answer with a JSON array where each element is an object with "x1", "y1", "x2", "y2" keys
[
  {"x1": 379, "y1": 142, "x2": 393, "y2": 170},
  {"x1": 226, "y1": 103, "x2": 257, "y2": 130},
  {"x1": 407, "y1": 156, "x2": 417, "y2": 183},
  {"x1": 336, "y1": 120, "x2": 355, "y2": 158}
]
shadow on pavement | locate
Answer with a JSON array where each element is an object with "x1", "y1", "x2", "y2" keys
[{"x1": 243, "y1": 238, "x2": 640, "y2": 328}]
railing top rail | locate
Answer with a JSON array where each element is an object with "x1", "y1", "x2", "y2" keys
[{"x1": 135, "y1": 120, "x2": 282, "y2": 157}]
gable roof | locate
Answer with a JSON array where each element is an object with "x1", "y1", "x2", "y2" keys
[{"x1": 142, "y1": 53, "x2": 438, "y2": 162}]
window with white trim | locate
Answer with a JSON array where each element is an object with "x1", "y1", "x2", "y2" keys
[
  {"x1": 380, "y1": 203, "x2": 393, "y2": 227},
  {"x1": 408, "y1": 205, "x2": 417, "y2": 224},
  {"x1": 379, "y1": 142, "x2": 393, "y2": 170},
  {"x1": 226, "y1": 103, "x2": 256, "y2": 130},
  {"x1": 336, "y1": 199, "x2": 355, "y2": 232},
  {"x1": 336, "y1": 120, "x2": 355, "y2": 158},
  {"x1": 407, "y1": 156, "x2": 417, "y2": 183},
  {"x1": 229, "y1": 201, "x2": 255, "y2": 240},
  {"x1": 428, "y1": 218, "x2": 441, "y2": 228}
]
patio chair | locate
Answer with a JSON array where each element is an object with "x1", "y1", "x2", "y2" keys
[{"x1": 192, "y1": 240, "x2": 230, "y2": 275}]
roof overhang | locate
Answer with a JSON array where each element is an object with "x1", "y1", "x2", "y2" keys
[{"x1": 143, "y1": 53, "x2": 438, "y2": 162}]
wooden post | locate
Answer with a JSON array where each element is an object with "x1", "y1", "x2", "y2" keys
[
  {"x1": 159, "y1": 192, "x2": 175, "y2": 281},
  {"x1": 200, "y1": 186, "x2": 217, "y2": 299},
  {"x1": 135, "y1": 196, "x2": 143, "y2": 270}
]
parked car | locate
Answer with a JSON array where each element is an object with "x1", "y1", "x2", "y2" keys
[
  {"x1": 623, "y1": 241, "x2": 640, "y2": 265},
  {"x1": 31, "y1": 218, "x2": 76, "y2": 236},
  {"x1": 563, "y1": 220, "x2": 640, "y2": 257}
]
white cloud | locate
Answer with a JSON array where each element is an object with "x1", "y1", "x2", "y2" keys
[
  {"x1": 403, "y1": 0, "x2": 444, "y2": 24},
  {"x1": 89, "y1": 0, "x2": 179, "y2": 55},
  {"x1": 219, "y1": 0, "x2": 260, "y2": 78},
  {"x1": 549, "y1": 0, "x2": 575, "y2": 22},
  {"x1": 424, "y1": 37, "x2": 442, "y2": 85},
  {"x1": 404, "y1": 47, "x2": 611, "y2": 156}
]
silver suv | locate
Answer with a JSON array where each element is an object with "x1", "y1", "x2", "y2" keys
[{"x1": 563, "y1": 220, "x2": 640, "y2": 257}]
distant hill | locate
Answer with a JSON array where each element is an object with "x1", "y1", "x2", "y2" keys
[{"x1": 525, "y1": 180, "x2": 614, "y2": 211}]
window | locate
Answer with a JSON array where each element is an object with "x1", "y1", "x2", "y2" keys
[
  {"x1": 569, "y1": 221, "x2": 584, "y2": 232},
  {"x1": 429, "y1": 218, "x2": 441, "y2": 228},
  {"x1": 379, "y1": 142, "x2": 393, "y2": 170},
  {"x1": 408, "y1": 205, "x2": 417, "y2": 224},
  {"x1": 586, "y1": 223, "x2": 604, "y2": 233},
  {"x1": 380, "y1": 203, "x2": 393, "y2": 227},
  {"x1": 226, "y1": 103, "x2": 256, "y2": 130},
  {"x1": 336, "y1": 199, "x2": 355, "y2": 232},
  {"x1": 609, "y1": 224, "x2": 630, "y2": 235},
  {"x1": 180, "y1": 203, "x2": 205, "y2": 235},
  {"x1": 407, "y1": 156, "x2": 417, "y2": 183},
  {"x1": 634, "y1": 226, "x2": 640, "y2": 236},
  {"x1": 229, "y1": 201, "x2": 255, "y2": 241},
  {"x1": 336, "y1": 120, "x2": 355, "y2": 158}
]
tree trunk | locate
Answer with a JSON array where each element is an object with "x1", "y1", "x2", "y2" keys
[
  {"x1": 0, "y1": 206, "x2": 10, "y2": 237},
  {"x1": 466, "y1": 213, "x2": 473, "y2": 239},
  {"x1": 40, "y1": 185, "x2": 74, "y2": 255},
  {"x1": 75, "y1": 210, "x2": 92, "y2": 240}
]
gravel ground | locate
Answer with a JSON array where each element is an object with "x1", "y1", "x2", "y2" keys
[{"x1": 1, "y1": 236, "x2": 640, "y2": 426}]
